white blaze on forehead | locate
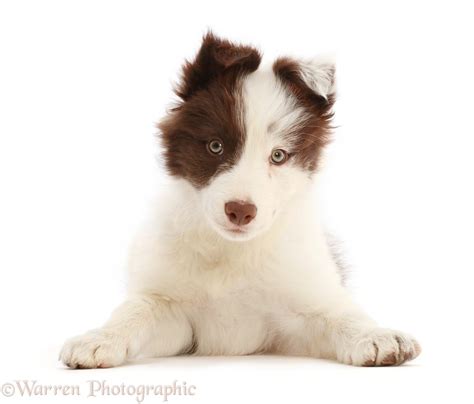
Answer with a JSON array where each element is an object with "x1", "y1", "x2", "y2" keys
[{"x1": 240, "y1": 69, "x2": 310, "y2": 153}]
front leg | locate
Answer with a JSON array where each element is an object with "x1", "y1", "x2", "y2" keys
[
  {"x1": 318, "y1": 309, "x2": 421, "y2": 366},
  {"x1": 278, "y1": 295, "x2": 421, "y2": 366},
  {"x1": 60, "y1": 294, "x2": 192, "y2": 368}
]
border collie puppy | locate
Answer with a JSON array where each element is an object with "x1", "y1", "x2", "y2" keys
[{"x1": 60, "y1": 33, "x2": 420, "y2": 368}]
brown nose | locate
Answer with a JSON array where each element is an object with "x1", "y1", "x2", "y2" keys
[{"x1": 225, "y1": 201, "x2": 257, "y2": 226}]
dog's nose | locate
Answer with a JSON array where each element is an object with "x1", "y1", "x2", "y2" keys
[{"x1": 225, "y1": 201, "x2": 257, "y2": 226}]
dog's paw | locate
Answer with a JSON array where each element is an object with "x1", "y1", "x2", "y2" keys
[
  {"x1": 59, "y1": 329, "x2": 128, "y2": 369},
  {"x1": 342, "y1": 328, "x2": 421, "y2": 366}
]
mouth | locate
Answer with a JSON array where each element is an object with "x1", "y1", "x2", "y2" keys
[
  {"x1": 207, "y1": 215, "x2": 259, "y2": 241},
  {"x1": 228, "y1": 227, "x2": 247, "y2": 234},
  {"x1": 214, "y1": 223, "x2": 254, "y2": 241}
]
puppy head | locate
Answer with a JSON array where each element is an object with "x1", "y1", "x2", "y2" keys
[{"x1": 159, "y1": 33, "x2": 335, "y2": 241}]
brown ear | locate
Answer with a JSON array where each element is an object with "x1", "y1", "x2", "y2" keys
[
  {"x1": 273, "y1": 56, "x2": 336, "y2": 109},
  {"x1": 176, "y1": 32, "x2": 262, "y2": 100}
]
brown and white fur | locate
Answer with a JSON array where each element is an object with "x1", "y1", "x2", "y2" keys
[{"x1": 60, "y1": 33, "x2": 420, "y2": 368}]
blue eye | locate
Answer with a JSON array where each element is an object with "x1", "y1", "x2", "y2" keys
[{"x1": 270, "y1": 149, "x2": 288, "y2": 165}]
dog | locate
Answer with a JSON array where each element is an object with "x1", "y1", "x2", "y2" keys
[{"x1": 60, "y1": 33, "x2": 420, "y2": 368}]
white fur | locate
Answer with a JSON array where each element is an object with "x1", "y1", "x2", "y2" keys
[
  {"x1": 298, "y1": 57, "x2": 336, "y2": 99},
  {"x1": 60, "y1": 65, "x2": 419, "y2": 368}
]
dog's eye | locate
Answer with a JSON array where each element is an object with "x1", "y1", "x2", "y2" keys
[
  {"x1": 207, "y1": 139, "x2": 224, "y2": 155},
  {"x1": 270, "y1": 149, "x2": 288, "y2": 165}
]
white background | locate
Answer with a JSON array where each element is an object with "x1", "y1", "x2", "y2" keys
[{"x1": 1, "y1": 1, "x2": 473, "y2": 403}]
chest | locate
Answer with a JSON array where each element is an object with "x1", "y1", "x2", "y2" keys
[{"x1": 181, "y1": 278, "x2": 279, "y2": 355}]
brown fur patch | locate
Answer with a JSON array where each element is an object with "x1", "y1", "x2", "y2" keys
[
  {"x1": 380, "y1": 352, "x2": 398, "y2": 366},
  {"x1": 159, "y1": 33, "x2": 261, "y2": 187},
  {"x1": 362, "y1": 358, "x2": 376, "y2": 367},
  {"x1": 176, "y1": 32, "x2": 261, "y2": 101},
  {"x1": 273, "y1": 57, "x2": 335, "y2": 172}
]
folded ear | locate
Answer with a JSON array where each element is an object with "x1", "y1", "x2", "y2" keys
[
  {"x1": 273, "y1": 56, "x2": 336, "y2": 106},
  {"x1": 176, "y1": 32, "x2": 262, "y2": 101}
]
